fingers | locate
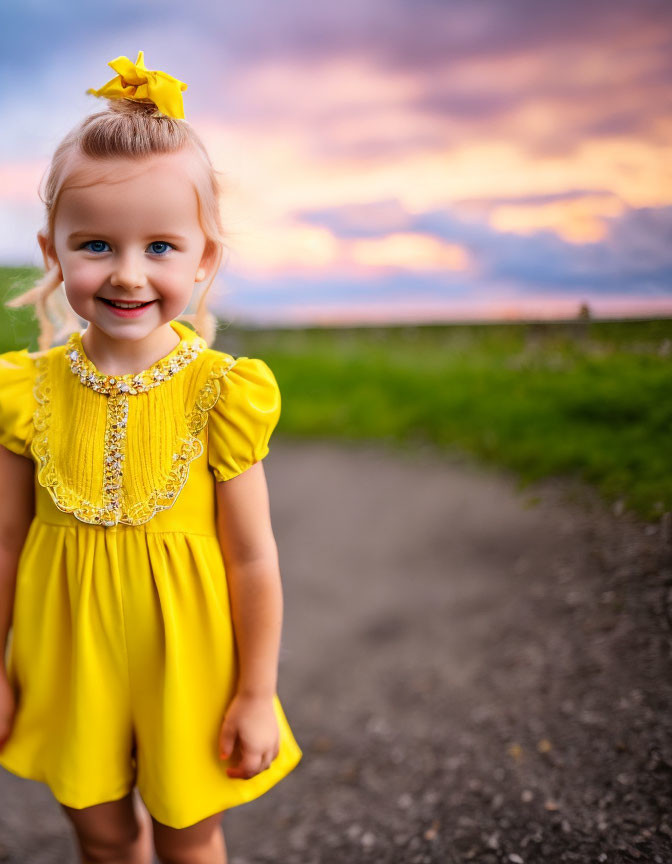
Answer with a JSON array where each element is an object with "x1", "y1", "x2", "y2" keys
[
  {"x1": 225, "y1": 744, "x2": 279, "y2": 779},
  {"x1": 219, "y1": 723, "x2": 236, "y2": 761},
  {"x1": 225, "y1": 747, "x2": 265, "y2": 779},
  {"x1": 218, "y1": 706, "x2": 280, "y2": 779}
]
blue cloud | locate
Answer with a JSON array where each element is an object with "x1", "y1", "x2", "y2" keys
[{"x1": 296, "y1": 200, "x2": 672, "y2": 295}]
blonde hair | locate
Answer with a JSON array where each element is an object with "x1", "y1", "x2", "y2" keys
[{"x1": 7, "y1": 98, "x2": 227, "y2": 350}]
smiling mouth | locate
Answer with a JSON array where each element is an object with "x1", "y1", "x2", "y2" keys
[{"x1": 98, "y1": 298, "x2": 157, "y2": 309}]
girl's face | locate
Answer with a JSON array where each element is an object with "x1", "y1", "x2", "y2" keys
[{"x1": 40, "y1": 150, "x2": 218, "y2": 343}]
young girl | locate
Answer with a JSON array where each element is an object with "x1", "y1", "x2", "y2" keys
[{"x1": 0, "y1": 51, "x2": 302, "y2": 863}]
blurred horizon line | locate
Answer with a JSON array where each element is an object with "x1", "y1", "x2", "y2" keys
[{"x1": 225, "y1": 297, "x2": 672, "y2": 328}]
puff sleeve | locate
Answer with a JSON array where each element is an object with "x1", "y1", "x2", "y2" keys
[
  {"x1": 0, "y1": 349, "x2": 36, "y2": 457},
  {"x1": 207, "y1": 355, "x2": 281, "y2": 482}
]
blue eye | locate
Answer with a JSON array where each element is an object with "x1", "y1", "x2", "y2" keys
[
  {"x1": 82, "y1": 240, "x2": 109, "y2": 253},
  {"x1": 149, "y1": 242, "x2": 173, "y2": 255}
]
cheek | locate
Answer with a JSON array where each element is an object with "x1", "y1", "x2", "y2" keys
[
  {"x1": 158, "y1": 262, "x2": 199, "y2": 298},
  {"x1": 61, "y1": 259, "x2": 102, "y2": 299}
]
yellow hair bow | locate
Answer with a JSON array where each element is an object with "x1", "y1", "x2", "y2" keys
[{"x1": 86, "y1": 50, "x2": 188, "y2": 119}]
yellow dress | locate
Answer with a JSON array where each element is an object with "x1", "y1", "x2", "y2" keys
[{"x1": 0, "y1": 318, "x2": 302, "y2": 829}]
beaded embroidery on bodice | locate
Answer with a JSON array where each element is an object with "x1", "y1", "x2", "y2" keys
[
  {"x1": 65, "y1": 327, "x2": 207, "y2": 395},
  {"x1": 30, "y1": 321, "x2": 239, "y2": 527}
]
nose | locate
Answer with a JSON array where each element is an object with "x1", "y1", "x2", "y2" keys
[{"x1": 110, "y1": 250, "x2": 148, "y2": 291}]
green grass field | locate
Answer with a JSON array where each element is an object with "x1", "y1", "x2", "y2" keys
[{"x1": 2, "y1": 266, "x2": 670, "y2": 522}]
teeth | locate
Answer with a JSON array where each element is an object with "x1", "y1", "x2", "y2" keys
[{"x1": 105, "y1": 300, "x2": 148, "y2": 309}]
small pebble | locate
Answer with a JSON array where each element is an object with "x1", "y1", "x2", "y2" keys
[
  {"x1": 424, "y1": 821, "x2": 439, "y2": 841},
  {"x1": 361, "y1": 831, "x2": 376, "y2": 849}
]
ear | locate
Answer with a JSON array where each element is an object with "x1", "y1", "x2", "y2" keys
[
  {"x1": 37, "y1": 232, "x2": 63, "y2": 281},
  {"x1": 196, "y1": 239, "x2": 220, "y2": 283}
]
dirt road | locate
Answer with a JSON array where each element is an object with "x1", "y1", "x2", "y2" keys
[{"x1": 0, "y1": 440, "x2": 670, "y2": 863}]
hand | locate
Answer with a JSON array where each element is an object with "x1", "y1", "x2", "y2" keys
[
  {"x1": 0, "y1": 673, "x2": 16, "y2": 751},
  {"x1": 218, "y1": 692, "x2": 280, "y2": 779}
]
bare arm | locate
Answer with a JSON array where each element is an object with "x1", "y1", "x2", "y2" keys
[
  {"x1": 214, "y1": 459, "x2": 283, "y2": 699},
  {"x1": 0, "y1": 444, "x2": 35, "y2": 675}
]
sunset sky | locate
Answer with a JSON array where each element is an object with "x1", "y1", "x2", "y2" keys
[{"x1": 1, "y1": 0, "x2": 670, "y2": 324}]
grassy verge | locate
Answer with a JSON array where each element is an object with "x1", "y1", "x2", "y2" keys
[{"x1": 223, "y1": 318, "x2": 672, "y2": 523}]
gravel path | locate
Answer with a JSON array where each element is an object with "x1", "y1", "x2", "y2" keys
[{"x1": 0, "y1": 440, "x2": 670, "y2": 863}]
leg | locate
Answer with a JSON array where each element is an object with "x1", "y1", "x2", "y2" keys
[
  {"x1": 60, "y1": 790, "x2": 153, "y2": 864},
  {"x1": 152, "y1": 810, "x2": 227, "y2": 864}
]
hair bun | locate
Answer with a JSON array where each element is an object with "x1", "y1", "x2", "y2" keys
[{"x1": 106, "y1": 98, "x2": 166, "y2": 119}]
